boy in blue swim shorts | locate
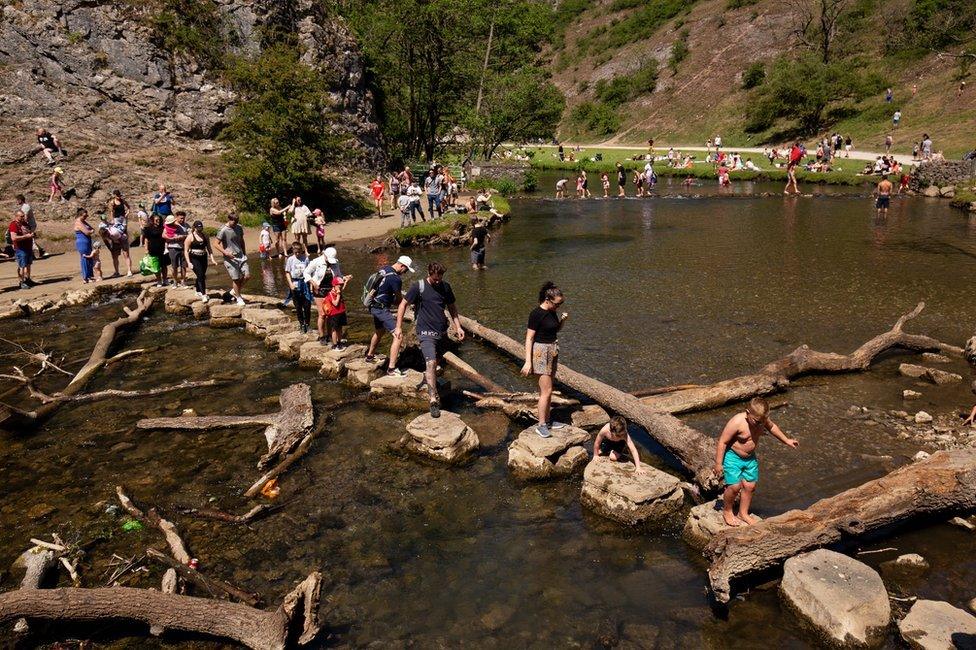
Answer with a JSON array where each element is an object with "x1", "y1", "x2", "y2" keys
[{"x1": 715, "y1": 397, "x2": 799, "y2": 527}]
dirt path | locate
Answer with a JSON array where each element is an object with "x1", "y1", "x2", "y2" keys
[{"x1": 540, "y1": 143, "x2": 917, "y2": 166}]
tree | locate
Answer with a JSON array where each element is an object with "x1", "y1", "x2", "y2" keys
[
  {"x1": 787, "y1": 0, "x2": 851, "y2": 63},
  {"x1": 468, "y1": 71, "x2": 564, "y2": 159}
]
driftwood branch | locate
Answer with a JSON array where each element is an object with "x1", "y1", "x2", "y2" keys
[
  {"x1": 146, "y1": 548, "x2": 262, "y2": 607},
  {"x1": 458, "y1": 315, "x2": 719, "y2": 490},
  {"x1": 640, "y1": 302, "x2": 964, "y2": 415},
  {"x1": 177, "y1": 504, "x2": 280, "y2": 524},
  {"x1": 0, "y1": 572, "x2": 323, "y2": 650},
  {"x1": 705, "y1": 448, "x2": 976, "y2": 603},
  {"x1": 116, "y1": 486, "x2": 191, "y2": 565}
]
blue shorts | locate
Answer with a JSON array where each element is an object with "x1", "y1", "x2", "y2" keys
[
  {"x1": 723, "y1": 450, "x2": 759, "y2": 485},
  {"x1": 15, "y1": 249, "x2": 32, "y2": 268},
  {"x1": 370, "y1": 306, "x2": 396, "y2": 332},
  {"x1": 418, "y1": 333, "x2": 446, "y2": 362}
]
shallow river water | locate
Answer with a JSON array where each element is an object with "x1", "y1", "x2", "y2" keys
[{"x1": 2, "y1": 180, "x2": 976, "y2": 648}]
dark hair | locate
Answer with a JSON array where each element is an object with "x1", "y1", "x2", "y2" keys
[
  {"x1": 192, "y1": 220, "x2": 204, "y2": 229},
  {"x1": 175, "y1": 210, "x2": 186, "y2": 217},
  {"x1": 538, "y1": 281, "x2": 563, "y2": 304},
  {"x1": 76, "y1": 207, "x2": 88, "y2": 217},
  {"x1": 428, "y1": 261, "x2": 446, "y2": 276},
  {"x1": 15, "y1": 194, "x2": 25, "y2": 203},
  {"x1": 112, "y1": 189, "x2": 122, "y2": 197},
  {"x1": 609, "y1": 416, "x2": 627, "y2": 435}
]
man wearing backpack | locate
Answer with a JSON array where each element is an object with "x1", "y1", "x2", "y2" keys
[
  {"x1": 394, "y1": 261, "x2": 465, "y2": 418},
  {"x1": 364, "y1": 255, "x2": 415, "y2": 369}
]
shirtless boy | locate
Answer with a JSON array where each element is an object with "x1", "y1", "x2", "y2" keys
[
  {"x1": 875, "y1": 174, "x2": 893, "y2": 218},
  {"x1": 714, "y1": 397, "x2": 798, "y2": 526}
]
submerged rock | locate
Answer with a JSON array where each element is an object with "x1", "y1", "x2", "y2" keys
[
  {"x1": 915, "y1": 411, "x2": 934, "y2": 424},
  {"x1": 266, "y1": 330, "x2": 317, "y2": 360},
  {"x1": 899, "y1": 363, "x2": 962, "y2": 386},
  {"x1": 780, "y1": 549, "x2": 890, "y2": 647},
  {"x1": 921, "y1": 353, "x2": 952, "y2": 364},
  {"x1": 571, "y1": 404, "x2": 610, "y2": 430},
  {"x1": 398, "y1": 411, "x2": 479, "y2": 464},
  {"x1": 507, "y1": 424, "x2": 590, "y2": 480},
  {"x1": 903, "y1": 389, "x2": 922, "y2": 400},
  {"x1": 898, "y1": 600, "x2": 976, "y2": 650},
  {"x1": 580, "y1": 456, "x2": 684, "y2": 525},
  {"x1": 682, "y1": 500, "x2": 763, "y2": 550},
  {"x1": 344, "y1": 356, "x2": 387, "y2": 387}
]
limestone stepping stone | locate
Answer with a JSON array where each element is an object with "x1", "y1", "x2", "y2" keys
[
  {"x1": 899, "y1": 363, "x2": 962, "y2": 386},
  {"x1": 208, "y1": 303, "x2": 244, "y2": 328},
  {"x1": 682, "y1": 500, "x2": 763, "y2": 549},
  {"x1": 242, "y1": 306, "x2": 293, "y2": 337},
  {"x1": 580, "y1": 455, "x2": 684, "y2": 525},
  {"x1": 507, "y1": 424, "x2": 590, "y2": 480},
  {"x1": 297, "y1": 341, "x2": 366, "y2": 378},
  {"x1": 397, "y1": 411, "x2": 479, "y2": 464},
  {"x1": 191, "y1": 300, "x2": 210, "y2": 320},
  {"x1": 780, "y1": 549, "x2": 890, "y2": 647},
  {"x1": 369, "y1": 370, "x2": 449, "y2": 411},
  {"x1": 267, "y1": 330, "x2": 318, "y2": 360},
  {"x1": 899, "y1": 600, "x2": 976, "y2": 650},
  {"x1": 164, "y1": 286, "x2": 202, "y2": 315},
  {"x1": 571, "y1": 404, "x2": 610, "y2": 430},
  {"x1": 345, "y1": 356, "x2": 387, "y2": 387}
]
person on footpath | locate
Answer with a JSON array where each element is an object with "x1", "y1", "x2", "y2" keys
[
  {"x1": 291, "y1": 196, "x2": 312, "y2": 250},
  {"x1": 394, "y1": 261, "x2": 465, "y2": 418},
  {"x1": 213, "y1": 213, "x2": 249, "y2": 306},
  {"x1": 520, "y1": 281, "x2": 569, "y2": 438},
  {"x1": 875, "y1": 174, "x2": 893, "y2": 218},
  {"x1": 268, "y1": 197, "x2": 293, "y2": 258},
  {"x1": 15, "y1": 194, "x2": 45, "y2": 259},
  {"x1": 469, "y1": 216, "x2": 490, "y2": 270},
  {"x1": 407, "y1": 179, "x2": 426, "y2": 222},
  {"x1": 284, "y1": 242, "x2": 313, "y2": 334},
  {"x1": 184, "y1": 219, "x2": 216, "y2": 302},
  {"x1": 364, "y1": 255, "x2": 415, "y2": 367},
  {"x1": 74, "y1": 208, "x2": 96, "y2": 284},
  {"x1": 424, "y1": 166, "x2": 444, "y2": 219},
  {"x1": 714, "y1": 397, "x2": 798, "y2": 527},
  {"x1": 370, "y1": 176, "x2": 385, "y2": 217},
  {"x1": 8, "y1": 210, "x2": 35, "y2": 289},
  {"x1": 106, "y1": 190, "x2": 133, "y2": 275}
]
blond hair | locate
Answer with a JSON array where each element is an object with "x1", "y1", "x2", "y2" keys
[{"x1": 746, "y1": 397, "x2": 769, "y2": 420}]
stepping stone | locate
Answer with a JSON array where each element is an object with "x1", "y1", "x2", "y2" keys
[
  {"x1": 345, "y1": 356, "x2": 387, "y2": 387},
  {"x1": 682, "y1": 500, "x2": 763, "y2": 549},
  {"x1": 780, "y1": 549, "x2": 890, "y2": 647},
  {"x1": 571, "y1": 404, "x2": 610, "y2": 430},
  {"x1": 191, "y1": 300, "x2": 210, "y2": 320},
  {"x1": 507, "y1": 424, "x2": 590, "y2": 480},
  {"x1": 369, "y1": 370, "x2": 449, "y2": 411},
  {"x1": 899, "y1": 600, "x2": 976, "y2": 650},
  {"x1": 397, "y1": 411, "x2": 479, "y2": 464},
  {"x1": 208, "y1": 303, "x2": 244, "y2": 328},
  {"x1": 164, "y1": 286, "x2": 201, "y2": 315},
  {"x1": 319, "y1": 345, "x2": 367, "y2": 379},
  {"x1": 242, "y1": 306, "x2": 293, "y2": 337},
  {"x1": 580, "y1": 455, "x2": 684, "y2": 525},
  {"x1": 266, "y1": 330, "x2": 317, "y2": 359},
  {"x1": 899, "y1": 363, "x2": 962, "y2": 386}
]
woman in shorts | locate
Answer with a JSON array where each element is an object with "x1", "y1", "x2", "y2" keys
[
  {"x1": 268, "y1": 197, "x2": 293, "y2": 258},
  {"x1": 520, "y1": 281, "x2": 568, "y2": 439}
]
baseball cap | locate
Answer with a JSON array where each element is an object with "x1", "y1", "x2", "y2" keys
[
  {"x1": 396, "y1": 255, "x2": 415, "y2": 272},
  {"x1": 324, "y1": 247, "x2": 339, "y2": 264},
  {"x1": 331, "y1": 276, "x2": 343, "y2": 287}
]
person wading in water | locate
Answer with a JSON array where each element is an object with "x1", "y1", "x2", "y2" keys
[
  {"x1": 520, "y1": 281, "x2": 568, "y2": 438},
  {"x1": 875, "y1": 174, "x2": 893, "y2": 218}
]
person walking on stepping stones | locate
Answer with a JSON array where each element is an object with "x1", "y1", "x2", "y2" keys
[
  {"x1": 714, "y1": 397, "x2": 798, "y2": 527},
  {"x1": 394, "y1": 261, "x2": 465, "y2": 418},
  {"x1": 520, "y1": 281, "x2": 568, "y2": 438}
]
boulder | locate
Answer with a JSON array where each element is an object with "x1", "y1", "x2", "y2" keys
[
  {"x1": 397, "y1": 411, "x2": 479, "y2": 464},
  {"x1": 507, "y1": 424, "x2": 590, "y2": 480},
  {"x1": 164, "y1": 286, "x2": 201, "y2": 315},
  {"x1": 780, "y1": 549, "x2": 890, "y2": 647},
  {"x1": 965, "y1": 336, "x2": 976, "y2": 365},
  {"x1": 242, "y1": 306, "x2": 293, "y2": 337},
  {"x1": 208, "y1": 303, "x2": 244, "y2": 328},
  {"x1": 369, "y1": 370, "x2": 449, "y2": 411},
  {"x1": 344, "y1": 356, "x2": 387, "y2": 387},
  {"x1": 900, "y1": 363, "x2": 929, "y2": 379},
  {"x1": 923, "y1": 186, "x2": 941, "y2": 198},
  {"x1": 580, "y1": 456, "x2": 684, "y2": 525},
  {"x1": 682, "y1": 500, "x2": 763, "y2": 550},
  {"x1": 950, "y1": 516, "x2": 975, "y2": 531},
  {"x1": 898, "y1": 600, "x2": 976, "y2": 650},
  {"x1": 915, "y1": 411, "x2": 934, "y2": 424},
  {"x1": 571, "y1": 404, "x2": 610, "y2": 430},
  {"x1": 191, "y1": 300, "x2": 210, "y2": 320},
  {"x1": 894, "y1": 553, "x2": 929, "y2": 568},
  {"x1": 899, "y1": 363, "x2": 962, "y2": 386},
  {"x1": 939, "y1": 186, "x2": 955, "y2": 198}
]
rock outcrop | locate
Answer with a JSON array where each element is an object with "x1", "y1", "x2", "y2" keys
[
  {"x1": 580, "y1": 456, "x2": 684, "y2": 525},
  {"x1": 780, "y1": 549, "x2": 890, "y2": 647},
  {"x1": 506, "y1": 424, "x2": 590, "y2": 480},
  {"x1": 397, "y1": 412, "x2": 479, "y2": 464},
  {"x1": 898, "y1": 600, "x2": 976, "y2": 650}
]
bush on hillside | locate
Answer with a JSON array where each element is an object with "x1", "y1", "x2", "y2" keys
[
  {"x1": 667, "y1": 29, "x2": 690, "y2": 75},
  {"x1": 741, "y1": 62, "x2": 765, "y2": 89},
  {"x1": 726, "y1": 0, "x2": 759, "y2": 8},
  {"x1": 594, "y1": 60, "x2": 659, "y2": 107},
  {"x1": 569, "y1": 101, "x2": 620, "y2": 136}
]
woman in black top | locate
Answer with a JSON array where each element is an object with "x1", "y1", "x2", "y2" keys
[
  {"x1": 520, "y1": 281, "x2": 568, "y2": 438},
  {"x1": 140, "y1": 214, "x2": 168, "y2": 286}
]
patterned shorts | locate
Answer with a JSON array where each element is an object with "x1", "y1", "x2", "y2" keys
[{"x1": 531, "y1": 342, "x2": 558, "y2": 376}]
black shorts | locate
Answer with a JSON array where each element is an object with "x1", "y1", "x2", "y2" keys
[
  {"x1": 470, "y1": 248, "x2": 485, "y2": 265},
  {"x1": 599, "y1": 438, "x2": 628, "y2": 457},
  {"x1": 876, "y1": 195, "x2": 890, "y2": 209},
  {"x1": 327, "y1": 312, "x2": 347, "y2": 330},
  {"x1": 418, "y1": 334, "x2": 447, "y2": 363}
]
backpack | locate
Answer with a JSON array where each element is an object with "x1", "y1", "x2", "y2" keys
[{"x1": 361, "y1": 268, "x2": 392, "y2": 308}]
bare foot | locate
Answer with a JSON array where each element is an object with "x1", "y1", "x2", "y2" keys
[
  {"x1": 722, "y1": 511, "x2": 742, "y2": 527},
  {"x1": 738, "y1": 512, "x2": 758, "y2": 525}
]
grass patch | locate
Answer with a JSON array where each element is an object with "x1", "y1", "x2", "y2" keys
[
  {"x1": 951, "y1": 186, "x2": 976, "y2": 210},
  {"x1": 392, "y1": 197, "x2": 510, "y2": 245}
]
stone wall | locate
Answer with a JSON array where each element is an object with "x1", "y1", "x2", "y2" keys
[{"x1": 909, "y1": 160, "x2": 976, "y2": 191}]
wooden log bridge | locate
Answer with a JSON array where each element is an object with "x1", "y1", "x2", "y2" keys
[
  {"x1": 705, "y1": 448, "x2": 976, "y2": 603},
  {"x1": 457, "y1": 315, "x2": 719, "y2": 490},
  {"x1": 638, "y1": 302, "x2": 963, "y2": 415},
  {"x1": 136, "y1": 383, "x2": 313, "y2": 469}
]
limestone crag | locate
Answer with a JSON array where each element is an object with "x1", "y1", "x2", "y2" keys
[
  {"x1": 780, "y1": 549, "x2": 891, "y2": 647},
  {"x1": 580, "y1": 456, "x2": 684, "y2": 525},
  {"x1": 898, "y1": 600, "x2": 976, "y2": 650},
  {"x1": 507, "y1": 424, "x2": 590, "y2": 480},
  {"x1": 682, "y1": 500, "x2": 762, "y2": 549},
  {"x1": 398, "y1": 411, "x2": 479, "y2": 464}
]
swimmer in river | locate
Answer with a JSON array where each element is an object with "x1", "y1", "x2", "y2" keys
[{"x1": 714, "y1": 397, "x2": 798, "y2": 526}]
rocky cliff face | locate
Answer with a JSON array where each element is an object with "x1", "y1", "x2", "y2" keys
[{"x1": 0, "y1": 0, "x2": 384, "y2": 167}]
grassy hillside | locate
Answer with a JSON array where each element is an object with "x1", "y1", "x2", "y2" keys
[{"x1": 548, "y1": 0, "x2": 976, "y2": 156}]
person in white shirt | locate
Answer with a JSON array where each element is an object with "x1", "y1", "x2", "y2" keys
[
  {"x1": 406, "y1": 181, "x2": 425, "y2": 223},
  {"x1": 291, "y1": 196, "x2": 312, "y2": 249}
]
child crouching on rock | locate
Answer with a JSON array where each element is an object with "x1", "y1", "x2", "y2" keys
[{"x1": 593, "y1": 416, "x2": 645, "y2": 473}]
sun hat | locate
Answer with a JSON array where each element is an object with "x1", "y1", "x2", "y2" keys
[
  {"x1": 164, "y1": 215, "x2": 176, "y2": 225},
  {"x1": 324, "y1": 246, "x2": 339, "y2": 264},
  {"x1": 54, "y1": 167, "x2": 64, "y2": 174},
  {"x1": 396, "y1": 255, "x2": 415, "y2": 272}
]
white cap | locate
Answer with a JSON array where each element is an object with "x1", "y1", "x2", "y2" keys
[
  {"x1": 396, "y1": 255, "x2": 415, "y2": 273},
  {"x1": 324, "y1": 246, "x2": 339, "y2": 264}
]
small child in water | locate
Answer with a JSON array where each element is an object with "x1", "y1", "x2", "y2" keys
[
  {"x1": 259, "y1": 223, "x2": 272, "y2": 260},
  {"x1": 86, "y1": 239, "x2": 103, "y2": 281},
  {"x1": 593, "y1": 416, "x2": 645, "y2": 472}
]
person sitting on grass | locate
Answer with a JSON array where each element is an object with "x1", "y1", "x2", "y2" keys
[
  {"x1": 593, "y1": 416, "x2": 646, "y2": 473},
  {"x1": 475, "y1": 189, "x2": 505, "y2": 218}
]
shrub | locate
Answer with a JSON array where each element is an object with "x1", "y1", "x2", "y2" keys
[
  {"x1": 569, "y1": 101, "x2": 620, "y2": 136},
  {"x1": 593, "y1": 60, "x2": 658, "y2": 108},
  {"x1": 741, "y1": 62, "x2": 765, "y2": 89},
  {"x1": 668, "y1": 29, "x2": 690, "y2": 75}
]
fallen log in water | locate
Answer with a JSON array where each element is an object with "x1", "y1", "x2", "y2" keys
[
  {"x1": 116, "y1": 486, "x2": 191, "y2": 565},
  {"x1": 0, "y1": 572, "x2": 323, "y2": 650},
  {"x1": 457, "y1": 315, "x2": 719, "y2": 490},
  {"x1": 443, "y1": 351, "x2": 508, "y2": 393},
  {"x1": 705, "y1": 448, "x2": 976, "y2": 604},
  {"x1": 639, "y1": 302, "x2": 963, "y2": 415},
  {"x1": 147, "y1": 548, "x2": 262, "y2": 607}
]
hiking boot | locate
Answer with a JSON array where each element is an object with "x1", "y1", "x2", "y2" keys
[
  {"x1": 535, "y1": 423, "x2": 552, "y2": 438},
  {"x1": 429, "y1": 402, "x2": 441, "y2": 418}
]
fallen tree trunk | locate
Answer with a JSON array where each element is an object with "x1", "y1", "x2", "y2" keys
[
  {"x1": 136, "y1": 383, "x2": 314, "y2": 470},
  {"x1": 0, "y1": 572, "x2": 323, "y2": 650},
  {"x1": 705, "y1": 448, "x2": 976, "y2": 604},
  {"x1": 458, "y1": 315, "x2": 719, "y2": 490},
  {"x1": 443, "y1": 352, "x2": 508, "y2": 393},
  {"x1": 640, "y1": 302, "x2": 964, "y2": 415}
]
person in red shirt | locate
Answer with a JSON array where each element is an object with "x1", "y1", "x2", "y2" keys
[
  {"x1": 323, "y1": 276, "x2": 349, "y2": 349},
  {"x1": 784, "y1": 142, "x2": 803, "y2": 195},
  {"x1": 370, "y1": 176, "x2": 385, "y2": 217},
  {"x1": 9, "y1": 210, "x2": 36, "y2": 289}
]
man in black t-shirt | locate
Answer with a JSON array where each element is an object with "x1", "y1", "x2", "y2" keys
[
  {"x1": 35, "y1": 128, "x2": 64, "y2": 165},
  {"x1": 394, "y1": 261, "x2": 465, "y2": 418},
  {"x1": 469, "y1": 216, "x2": 490, "y2": 270}
]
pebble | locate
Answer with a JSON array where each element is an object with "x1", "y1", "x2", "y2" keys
[
  {"x1": 902, "y1": 389, "x2": 922, "y2": 400},
  {"x1": 894, "y1": 553, "x2": 929, "y2": 568},
  {"x1": 914, "y1": 411, "x2": 933, "y2": 424}
]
